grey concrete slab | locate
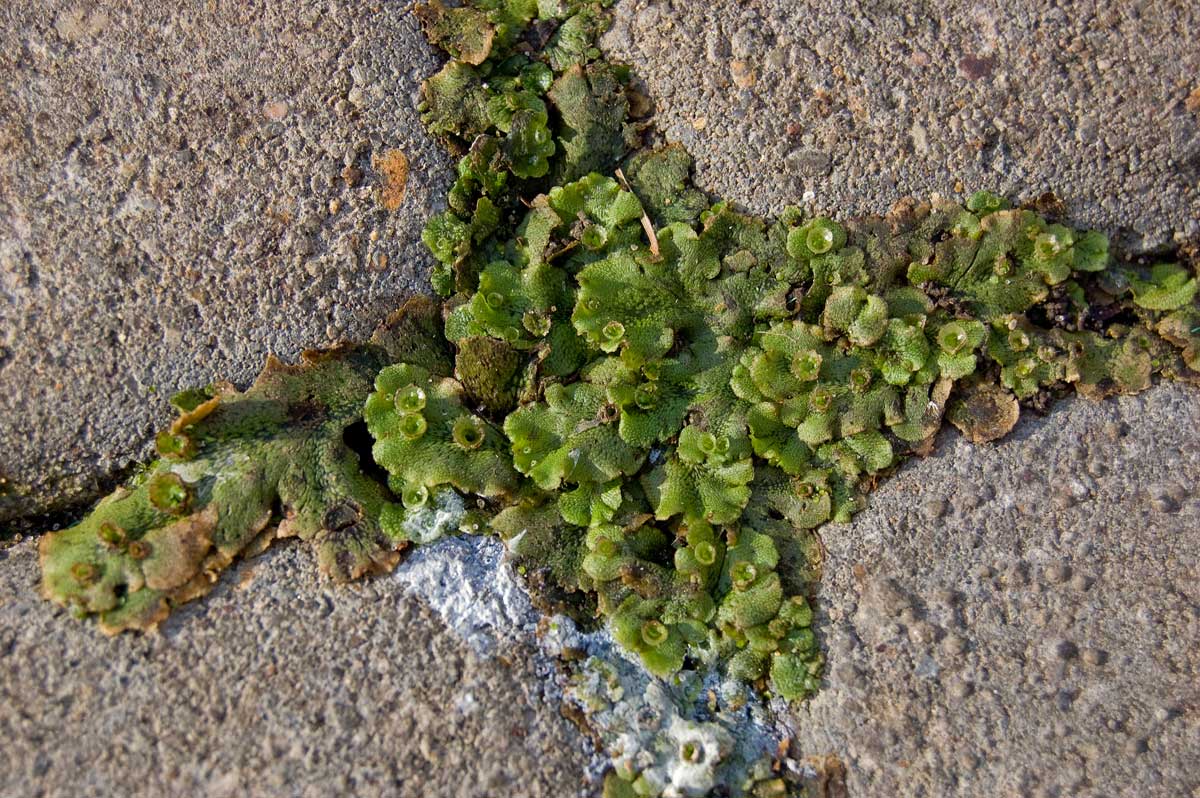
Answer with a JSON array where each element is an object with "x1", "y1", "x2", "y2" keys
[
  {"x1": 787, "y1": 382, "x2": 1200, "y2": 797},
  {"x1": 602, "y1": 0, "x2": 1200, "y2": 248},
  {"x1": 0, "y1": 536, "x2": 594, "y2": 798},
  {"x1": 0, "y1": 0, "x2": 450, "y2": 524}
]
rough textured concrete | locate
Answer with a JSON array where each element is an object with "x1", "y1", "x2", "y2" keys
[
  {"x1": 787, "y1": 382, "x2": 1200, "y2": 798},
  {"x1": 0, "y1": 537, "x2": 593, "y2": 798},
  {"x1": 603, "y1": 0, "x2": 1200, "y2": 249},
  {"x1": 2, "y1": 1, "x2": 1199, "y2": 797},
  {"x1": 0, "y1": 0, "x2": 451, "y2": 523}
]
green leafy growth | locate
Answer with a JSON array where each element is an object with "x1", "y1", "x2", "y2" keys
[
  {"x1": 454, "y1": 335, "x2": 523, "y2": 415},
  {"x1": 420, "y1": 60, "x2": 493, "y2": 139},
  {"x1": 1130, "y1": 262, "x2": 1198, "y2": 311},
  {"x1": 1156, "y1": 307, "x2": 1200, "y2": 373},
  {"x1": 414, "y1": 0, "x2": 500, "y2": 66},
  {"x1": 579, "y1": 516, "x2": 665, "y2": 589},
  {"x1": 547, "y1": 62, "x2": 639, "y2": 182},
  {"x1": 416, "y1": 0, "x2": 635, "y2": 291},
  {"x1": 447, "y1": 136, "x2": 509, "y2": 216},
  {"x1": 642, "y1": 426, "x2": 755, "y2": 524},
  {"x1": 543, "y1": 3, "x2": 608, "y2": 70},
  {"x1": 447, "y1": 258, "x2": 569, "y2": 347},
  {"x1": 713, "y1": 528, "x2": 822, "y2": 699},
  {"x1": 366, "y1": 363, "x2": 519, "y2": 498},
  {"x1": 403, "y1": 3, "x2": 1198, "y2": 719},
  {"x1": 547, "y1": 172, "x2": 647, "y2": 263},
  {"x1": 490, "y1": 500, "x2": 592, "y2": 613},
  {"x1": 573, "y1": 248, "x2": 701, "y2": 365},
  {"x1": 935, "y1": 319, "x2": 987, "y2": 380},
  {"x1": 584, "y1": 354, "x2": 699, "y2": 448},
  {"x1": 558, "y1": 478, "x2": 623, "y2": 527},
  {"x1": 504, "y1": 381, "x2": 644, "y2": 490},
  {"x1": 40, "y1": 298, "x2": 448, "y2": 633},
  {"x1": 491, "y1": 89, "x2": 556, "y2": 179},
  {"x1": 621, "y1": 144, "x2": 709, "y2": 228}
]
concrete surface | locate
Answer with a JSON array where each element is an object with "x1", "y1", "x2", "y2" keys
[
  {"x1": 2, "y1": 384, "x2": 1194, "y2": 797},
  {"x1": 603, "y1": 0, "x2": 1200, "y2": 248},
  {"x1": 0, "y1": 0, "x2": 451, "y2": 524},
  {"x1": 3, "y1": 0, "x2": 1199, "y2": 523},
  {"x1": 788, "y1": 382, "x2": 1200, "y2": 798},
  {"x1": 1, "y1": 1, "x2": 1199, "y2": 797},
  {"x1": 0, "y1": 537, "x2": 594, "y2": 798}
]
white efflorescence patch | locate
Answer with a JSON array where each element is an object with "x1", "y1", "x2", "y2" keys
[
  {"x1": 400, "y1": 487, "x2": 467, "y2": 544},
  {"x1": 394, "y1": 532, "x2": 791, "y2": 797},
  {"x1": 390, "y1": 534, "x2": 540, "y2": 657},
  {"x1": 543, "y1": 615, "x2": 786, "y2": 797}
]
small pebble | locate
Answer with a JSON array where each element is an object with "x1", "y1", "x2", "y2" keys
[
  {"x1": 1051, "y1": 491, "x2": 1076, "y2": 510},
  {"x1": 833, "y1": 663, "x2": 866, "y2": 690},
  {"x1": 1049, "y1": 639, "x2": 1078, "y2": 660},
  {"x1": 941, "y1": 634, "x2": 967, "y2": 656},
  {"x1": 729, "y1": 60, "x2": 756, "y2": 89},
  {"x1": 262, "y1": 99, "x2": 289, "y2": 121},
  {"x1": 1124, "y1": 738, "x2": 1148, "y2": 756},
  {"x1": 1081, "y1": 648, "x2": 1107, "y2": 666},
  {"x1": 704, "y1": 31, "x2": 729, "y2": 64},
  {"x1": 1001, "y1": 562, "x2": 1028, "y2": 588},
  {"x1": 934, "y1": 588, "x2": 959, "y2": 606},
  {"x1": 863, "y1": 576, "x2": 911, "y2": 616},
  {"x1": 785, "y1": 147, "x2": 832, "y2": 177},
  {"x1": 1045, "y1": 563, "x2": 1072, "y2": 584},
  {"x1": 1148, "y1": 494, "x2": 1179, "y2": 513},
  {"x1": 914, "y1": 655, "x2": 940, "y2": 679},
  {"x1": 947, "y1": 679, "x2": 974, "y2": 699},
  {"x1": 921, "y1": 499, "x2": 948, "y2": 521},
  {"x1": 908, "y1": 621, "x2": 937, "y2": 645}
]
